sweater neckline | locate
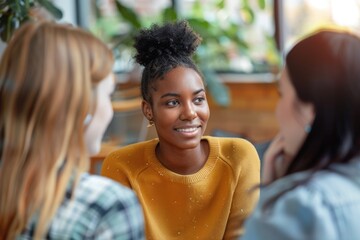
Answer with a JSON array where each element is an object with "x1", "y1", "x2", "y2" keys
[{"x1": 145, "y1": 136, "x2": 219, "y2": 184}]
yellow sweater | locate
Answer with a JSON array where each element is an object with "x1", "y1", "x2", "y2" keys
[{"x1": 101, "y1": 136, "x2": 260, "y2": 240}]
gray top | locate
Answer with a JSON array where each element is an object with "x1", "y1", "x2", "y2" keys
[{"x1": 242, "y1": 158, "x2": 360, "y2": 240}]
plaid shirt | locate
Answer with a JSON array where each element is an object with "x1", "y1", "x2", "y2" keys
[{"x1": 18, "y1": 173, "x2": 144, "y2": 240}]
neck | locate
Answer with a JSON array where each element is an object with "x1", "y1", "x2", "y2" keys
[{"x1": 156, "y1": 140, "x2": 209, "y2": 175}]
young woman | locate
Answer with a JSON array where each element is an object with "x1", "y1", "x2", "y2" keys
[
  {"x1": 101, "y1": 21, "x2": 260, "y2": 239},
  {"x1": 242, "y1": 29, "x2": 360, "y2": 239},
  {"x1": 0, "y1": 21, "x2": 144, "y2": 239}
]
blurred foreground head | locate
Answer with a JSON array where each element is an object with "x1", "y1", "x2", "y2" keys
[
  {"x1": 283, "y1": 28, "x2": 360, "y2": 175},
  {"x1": 0, "y1": 21, "x2": 114, "y2": 238}
]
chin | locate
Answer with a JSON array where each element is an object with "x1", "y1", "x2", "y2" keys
[{"x1": 180, "y1": 139, "x2": 202, "y2": 149}]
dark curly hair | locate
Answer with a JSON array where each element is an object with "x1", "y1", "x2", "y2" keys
[{"x1": 133, "y1": 20, "x2": 202, "y2": 104}]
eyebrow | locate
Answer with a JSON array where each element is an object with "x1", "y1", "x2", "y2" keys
[{"x1": 160, "y1": 89, "x2": 205, "y2": 99}]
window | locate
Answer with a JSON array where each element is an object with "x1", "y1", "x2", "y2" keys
[{"x1": 276, "y1": 0, "x2": 360, "y2": 55}]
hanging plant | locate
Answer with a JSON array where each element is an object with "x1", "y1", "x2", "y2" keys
[{"x1": 0, "y1": 0, "x2": 62, "y2": 42}]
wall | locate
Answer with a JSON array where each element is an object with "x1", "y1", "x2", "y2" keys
[{"x1": 206, "y1": 81, "x2": 279, "y2": 143}]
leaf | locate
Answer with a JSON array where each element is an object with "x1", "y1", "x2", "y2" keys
[
  {"x1": 8, "y1": 0, "x2": 23, "y2": 17},
  {"x1": 36, "y1": 0, "x2": 63, "y2": 19},
  {"x1": 0, "y1": 14, "x2": 9, "y2": 42},
  {"x1": 114, "y1": 0, "x2": 141, "y2": 29},
  {"x1": 162, "y1": 7, "x2": 177, "y2": 22},
  {"x1": 2, "y1": 13, "x2": 19, "y2": 42},
  {"x1": 0, "y1": 1, "x2": 10, "y2": 12},
  {"x1": 258, "y1": 0, "x2": 266, "y2": 10},
  {"x1": 202, "y1": 68, "x2": 230, "y2": 107},
  {"x1": 186, "y1": 18, "x2": 213, "y2": 40},
  {"x1": 242, "y1": 0, "x2": 249, "y2": 8},
  {"x1": 24, "y1": 0, "x2": 30, "y2": 9},
  {"x1": 240, "y1": 5, "x2": 254, "y2": 24},
  {"x1": 216, "y1": 0, "x2": 225, "y2": 9}
]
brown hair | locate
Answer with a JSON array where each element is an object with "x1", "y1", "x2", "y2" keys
[
  {"x1": 0, "y1": 21, "x2": 113, "y2": 238},
  {"x1": 286, "y1": 29, "x2": 360, "y2": 174}
]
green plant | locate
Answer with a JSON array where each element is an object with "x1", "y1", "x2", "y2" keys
[
  {"x1": 93, "y1": 0, "x2": 280, "y2": 106},
  {"x1": 0, "y1": 0, "x2": 62, "y2": 42}
]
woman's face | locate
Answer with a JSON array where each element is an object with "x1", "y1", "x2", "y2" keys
[
  {"x1": 276, "y1": 68, "x2": 314, "y2": 160},
  {"x1": 143, "y1": 66, "x2": 210, "y2": 150},
  {"x1": 85, "y1": 73, "x2": 115, "y2": 155}
]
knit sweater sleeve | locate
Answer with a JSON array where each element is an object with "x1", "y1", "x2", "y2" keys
[
  {"x1": 100, "y1": 141, "x2": 150, "y2": 189},
  {"x1": 101, "y1": 150, "x2": 132, "y2": 188},
  {"x1": 223, "y1": 138, "x2": 261, "y2": 239}
]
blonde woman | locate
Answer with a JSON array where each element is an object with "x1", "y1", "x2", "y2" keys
[{"x1": 0, "y1": 22, "x2": 144, "y2": 239}]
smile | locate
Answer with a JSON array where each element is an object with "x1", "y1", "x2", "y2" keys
[{"x1": 175, "y1": 127, "x2": 200, "y2": 132}]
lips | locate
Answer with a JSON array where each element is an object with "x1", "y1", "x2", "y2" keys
[{"x1": 174, "y1": 125, "x2": 201, "y2": 132}]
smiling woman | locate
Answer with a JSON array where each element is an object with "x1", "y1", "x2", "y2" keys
[
  {"x1": 144, "y1": 66, "x2": 210, "y2": 164},
  {"x1": 101, "y1": 20, "x2": 261, "y2": 240}
]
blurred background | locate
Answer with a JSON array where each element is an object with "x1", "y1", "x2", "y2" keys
[{"x1": 1, "y1": 0, "x2": 360, "y2": 172}]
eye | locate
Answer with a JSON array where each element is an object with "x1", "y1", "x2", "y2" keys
[
  {"x1": 194, "y1": 97, "x2": 205, "y2": 104},
  {"x1": 166, "y1": 99, "x2": 179, "y2": 107}
]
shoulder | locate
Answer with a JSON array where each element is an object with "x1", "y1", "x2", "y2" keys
[
  {"x1": 75, "y1": 174, "x2": 144, "y2": 237},
  {"x1": 261, "y1": 169, "x2": 360, "y2": 213},
  {"x1": 50, "y1": 173, "x2": 144, "y2": 239},
  {"x1": 205, "y1": 135, "x2": 257, "y2": 154},
  {"x1": 244, "y1": 169, "x2": 360, "y2": 240},
  {"x1": 205, "y1": 136, "x2": 260, "y2": 168},
  {"x1": 243, "y1": 177, "x2": 335, "y2": 239},
  {"x1": 76, "y1": 173, "x2": 139, "y2": 205},
  {"x1": 103, "y1": 139, "x2": 157, "y2": 169},
  {"x1": 297, "y1": 167, "x2": 360, "y2": 205},
  {"x1": 102, "y1": 139, "x2": 158, "y2": 177},
  {"x1": 106, "y1": 139, "x2": 156, "y2": 160},
  {"x1": 266, "y1": 168, "x2": 360, "y2": 209}
]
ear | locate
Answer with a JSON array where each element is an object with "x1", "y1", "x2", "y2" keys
[{"x1": 142, "y1": 100, "x2": 153, "y2": 120}]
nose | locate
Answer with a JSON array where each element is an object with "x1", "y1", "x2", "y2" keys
[{"x1": 180, "y1": 102, "x2": 197, "y2": 121}]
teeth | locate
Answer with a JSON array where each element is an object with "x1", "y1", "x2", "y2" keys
[{"x1": 176, "y1": 127, "x2": 198, "y2": 132}]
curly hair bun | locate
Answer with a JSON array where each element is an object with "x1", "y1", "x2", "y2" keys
[{"x1": 133, "y1": 20, "x2": 202, "y2": 67}]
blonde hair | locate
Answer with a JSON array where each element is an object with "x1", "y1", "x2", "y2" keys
[{"x1": 0, "y1": 21, "x2": 114, "y2": 239}]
